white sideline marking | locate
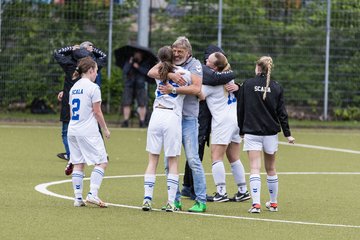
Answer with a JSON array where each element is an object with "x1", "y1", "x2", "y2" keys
[
  {"x1": 2, "y1": 124, "x2": 359, "y2": 153},
  {"x1": 279, "y1": 141, "x2": 360, "y2": 154},
  {"x1": 35, "y1": 172, "x2": 360, "y2": 229},
  {"x1": 2, "y1": 125, "x2": 359, "y2": 154}
]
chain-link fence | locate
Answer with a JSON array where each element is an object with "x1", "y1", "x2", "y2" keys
[{"x1": 1, "y1": 0, "x2": 359, "y2": 120}]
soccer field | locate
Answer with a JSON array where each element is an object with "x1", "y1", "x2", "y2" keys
[{"x1": 1, "y1": 125, "x2": 360, "y2": 240}]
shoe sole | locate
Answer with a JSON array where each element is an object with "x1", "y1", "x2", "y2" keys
[
  {"x1": 188, "y1": 209, "x2": 206, "y2": 213},
  {"x1": 74, "y1": 203, "x2": 86, "y2": 207},
  {"x1": 142, "y1": 207, "x2": 151, "y2": 211},
  {"x1": 57, "y1": 153, "x2": 69, "y2": 161},
  {"x1": 165, "y1": 207, "x2": 179, "y2": 212},
  {"x1": 213, "y1": 198, "x2": 229, "y2": 202},
  {"x1": 235, "y1": 196, "x2": 251, "y2": 202},
  {"x1": 248, "y1": 209, "x2": 261, "y2": 213},
  {"x1": 86, "y1": 199, "x2": 108, "y2": 208},
  {"x1": 266, "y1": 207, "x2": 278, "y2": 212},
  {"x1": 165, "y1": 208, "x2": 179, "y2": 212}
]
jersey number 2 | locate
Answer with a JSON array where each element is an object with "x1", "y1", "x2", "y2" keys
[{"x1": 71, "y1": 98, "x2": 80, "y2": 120}]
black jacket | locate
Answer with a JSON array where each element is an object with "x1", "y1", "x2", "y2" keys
[
  {"x1": 238, "y1": 74, "x2": 291, "y2": 137},
  {"x1": 54, "y1": 46, "x2": 107, "y2": 122},
  {"x1": 123, "y1": 59, "x2": 153, "y2": 89}
]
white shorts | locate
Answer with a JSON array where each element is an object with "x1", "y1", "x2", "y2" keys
[
  {"x1": 146, "y1": 108, "x2": 182, "y2": 157},
  {"x1": 68, "y1": 135, "x2": 108, "y2": 166},
  {"x1": 243, "y1": 134, "x2": 278, "y2": 154},
  {"x1": 211, "y1": 121, "x2": 241, "y2": 145}
]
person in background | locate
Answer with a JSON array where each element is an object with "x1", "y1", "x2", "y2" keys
[
  {"x1": 238, "y1": 56, "x2": 295, "y2": 213},
  {"x1": 121, "y1": 51, "x2": 152, "y2": 128},
  {"x1": 54, "y1": 41, "x2": 107, "y2": 175},
  {"x1": 68, "y1": 56, "x2": 110, "y2": 208}
]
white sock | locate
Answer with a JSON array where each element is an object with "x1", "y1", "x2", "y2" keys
[
  {"x1": 72, "y1": 170, "x2": 84, "y2": 200},
  {"x1": 144, "y1": 174, "x2": 156, "y2": 201},
  {"x1": 267, "y1": 175, "x2": 278, "y2": 203},
  {"x1": 212, "y1": 160, "x2": 227, "y2": 195},
  {"x1": 167, "y1": 174, "x2": 179, "y2": 204},
  {"x1": 249, "y1": 174, "x2": 261, "y2": 205},
  {"x1": 230, "y1": 160, "x2": 247, "y2": 193},
  {"x1": 89, "y1": 166, "x2": 105, "y2": 197}
]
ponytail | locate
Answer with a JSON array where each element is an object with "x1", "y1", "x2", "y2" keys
[
  {"x1": 72, "y1": 56, "x2": 96, "y2": 80},
  {"x1": 256, "y1": 56, "x2": 273, "y2": 100}
]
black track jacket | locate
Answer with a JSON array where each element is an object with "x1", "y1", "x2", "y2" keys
[
  {"x1": 238, "y1": 74, "x2": 291, "y2": 137},
  {"x1": 54, "y1": 46, "x2": 107, "y2": 122}
]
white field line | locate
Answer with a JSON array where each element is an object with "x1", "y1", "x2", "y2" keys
[
  {"x1": 35, "y1": 172, "x2": 360, "y2": 230},
  {"x1": 2, "y1": 125, "x2": 358, "y2": 154},
  {"x1": 279, "y1": 141, "x2": 360, "y2": 154}
]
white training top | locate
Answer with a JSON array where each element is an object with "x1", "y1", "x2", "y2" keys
[
  {"x1": 153, "y1": 66, "x2": 191, "y2": 116},
  {"x1": 202, "y1": 80, "x2": 238, "y2": 130},
  {"x1": 68, "y1": 77, "x2": 102, "y2": 136}
]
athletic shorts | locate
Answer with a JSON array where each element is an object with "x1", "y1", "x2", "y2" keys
[
  {"x1": 146, "y1": 108, "x2": 182, "y2": 157},
  {"x1": 211, "y1": 122, "x2": 241, "y2": 145},
  {"x1": 68, "y1": 135, "x2": 108, "y2": 166},
  {"x1": 243, "y1": 134, "x2": 278, "y2": 154},
  {"x1": 122, "y1": 87, "x2": 148, "y2": 107}
]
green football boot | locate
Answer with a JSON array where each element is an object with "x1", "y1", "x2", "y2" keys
[{"x1": 188, "y1": 201, "x2": 207, "y2": 213}]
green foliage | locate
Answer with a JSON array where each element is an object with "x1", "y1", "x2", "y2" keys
[
  {"x1": 333, "y1": 107, "x2": 360, "y2": 121},
  {"x1": 0, "y1": 0, "x2": 359, "y2": 120}
]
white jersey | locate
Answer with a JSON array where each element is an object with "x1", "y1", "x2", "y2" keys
[
  {"x1": 68, "y1": 77, "x2": 102, "y2": 136},
  {"x1": 202, "y1": 80, "x2": 238, "y2": 129},
  {"x1": 152, "y1": 66, "x2": 191, "y2": 116}
]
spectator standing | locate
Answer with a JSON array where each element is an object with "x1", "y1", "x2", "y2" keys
[{"x1": 121, "y1": 51, "x2": 152, "y2": 128}]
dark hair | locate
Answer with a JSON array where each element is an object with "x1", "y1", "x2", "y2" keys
[
  {"x1": 157, "y1": 46, "x2": 175, "y2": 81},
  {"x1": 72, "y1": 56, "x2": 97, "y2": 80}
]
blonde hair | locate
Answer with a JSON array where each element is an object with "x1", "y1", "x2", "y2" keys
[
  {"x1": 212, "y1": 52, "x2": 230, "y2": 72},
  {"x1": 210, "y1": 52, "x2": 232, "y2": 97},
  {"x1": 256, "y1": 56, "x2": 273, "y2": 100},
  {"x1": 172, "y1": 36, "x2": 192, "y2": 55}
]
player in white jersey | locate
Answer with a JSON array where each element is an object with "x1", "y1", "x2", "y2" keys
[
  {"x1": 200, "y1": 52, "x2": 250, "y2": 203},
  {"x1": 67, "y1": 57, "x2": 110, "y2": 208},
  {"x1": 142, "y1": 46, "x2": 191, "y2": 212}
]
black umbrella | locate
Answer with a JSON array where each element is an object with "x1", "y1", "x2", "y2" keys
[{"x1": 114, "y1": 44, "x2": 158, "y2": 69}]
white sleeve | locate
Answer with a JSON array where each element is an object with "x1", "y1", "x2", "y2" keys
[
  {"x1": 202, "y1": 85, "x2": 211, "y2": 98},
  {"x1": 92, "y1": 85, "x2": 102, "y2": 103}
]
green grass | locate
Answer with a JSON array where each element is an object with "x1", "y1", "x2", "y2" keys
[{"x1": 1, "y1": 124, "x2": 360, "y2": 239}]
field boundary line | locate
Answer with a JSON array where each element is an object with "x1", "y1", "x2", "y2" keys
[
  {"x1": 35, "y1": 173, "x2": 360, "y2": 230},
  {"x1": 279, "y1": 141, "x2": 360, "y2": 154}
]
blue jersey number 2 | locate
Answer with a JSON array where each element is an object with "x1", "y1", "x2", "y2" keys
[{"x1": 71, "y1": 98, "x2": 80, "y2": 120}]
